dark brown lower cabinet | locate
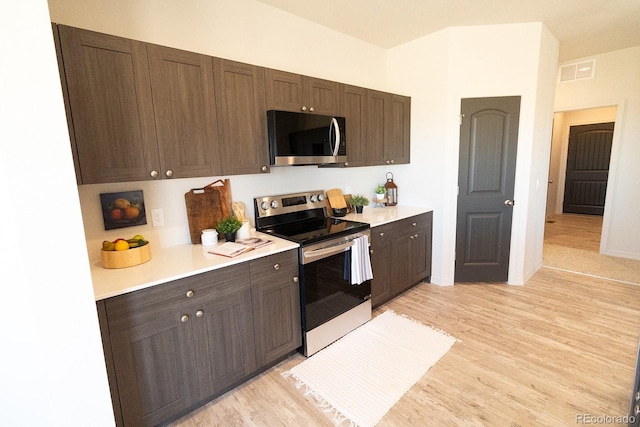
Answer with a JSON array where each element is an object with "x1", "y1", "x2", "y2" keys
[
  {"x1": 250, "y1": 250, "x2": 302, "y2": 367},
  {"x1": 99, "y1": 249, "x2": 300, "y2": 426},
  {"x1": 371, "y1": 212, "x2": 433, "y2": 307}
]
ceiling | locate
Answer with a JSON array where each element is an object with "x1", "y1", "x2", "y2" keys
[{"x1": 258, "y1": 0, "x2": 640, "y2": 61}]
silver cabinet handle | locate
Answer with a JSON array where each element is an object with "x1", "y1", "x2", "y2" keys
[
  {"x1": 504, "y1": 199, "x2": 515, "y2": 207},
  {"x1": 635, "y1": 405, "x2": 640, "y2": 416},
  {"x1": 379, "y1": 232, "x2": 385, "y2": 237},
  {"x1": 273, "y1": 263, "x2": 280, "y2": 270},
  {"x1": 150, "y1": 170, "x2": 159, "y2": 178},
  {"x1": 196, "y1": 310, "x2": 204, "y2": 318},
  {"x1": 186, "y1": 290, "x2": 194, "y2": 298},
  {"x1": 301, "y1": 106, "x2": 307, "y2": 111},
  {"x1": 261, "y1": 165, "x2": 268, "y2": 173},
  {"x1": 180, "y1": 314, "x2": 189, "y2": 323},
  {"x1": 165, "y1": 169, "x2": 173, "y2": 178},
  {"x1": 293, "y1": 276, "x2": 299, "y2": 283},
  {"x1": 412, "y1": 222, "x2": 417, "y2": 227},
  {"x1": 309, "y1": 106, "x2": 315, "y2": 112},
  {"x1": 344, "y1": 162, "x2": 349, "y2": 167}
]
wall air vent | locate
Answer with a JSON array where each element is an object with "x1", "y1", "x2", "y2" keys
[{"x1": 559, "y1": 59, "x2": 596, "y2": 83}]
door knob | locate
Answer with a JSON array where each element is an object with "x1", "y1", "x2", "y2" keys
[{"x1": 504, "y1": 199, "x2": 515, "y2": 207}]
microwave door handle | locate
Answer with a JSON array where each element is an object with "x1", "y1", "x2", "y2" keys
[
  {"x1": 303, "y1": 240, "x2": 354, "y2": 262},
  {"x1": 330, "y1": 117, "x2": 340, "y2": 157}
]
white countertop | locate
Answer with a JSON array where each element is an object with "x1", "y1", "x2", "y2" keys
[
  {"x1": 339, "y1": 205, "x2": 432, "y2": 227},
  {"x1": 91, "y1": 232, "x2": 298, "y2": 301},
  {"x1": 90, "y1": 205, "x2": 433, "y2": 301}
]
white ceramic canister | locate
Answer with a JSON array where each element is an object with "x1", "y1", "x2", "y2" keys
[
  {"x1": 236, "y1": 220, "x2": 251, "y2": 239},
  {"x1": 201, "y1": 229, "x2": 218, "y2": 246}
]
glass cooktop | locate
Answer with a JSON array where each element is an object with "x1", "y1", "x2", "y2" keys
[{"x1": 259, "y1": 217, "x2": 369, "y2": 245}]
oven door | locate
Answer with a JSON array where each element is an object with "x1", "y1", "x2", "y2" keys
[{"x1": 299, "y1": 233, "x2": 371, "y2": 333}]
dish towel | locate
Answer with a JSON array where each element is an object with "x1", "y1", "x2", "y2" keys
[{"x1": 350, "y1": 235, "x2": 373, "y2": 285}]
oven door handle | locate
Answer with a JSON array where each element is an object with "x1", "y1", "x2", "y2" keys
[{"x1": 303, "y1": 240, "x2": 354, "y2": 262}]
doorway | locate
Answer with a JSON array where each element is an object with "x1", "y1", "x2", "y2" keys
[
  {"x1": 545, "y1": 106, "x2": 617, "y2": 251},
  {"x1": 546, "y1": 106, "x2": 617, "y2": 218},
  {"x1": 455, "y1": 96, "x2": 520, "y2": 282},
  {"x1": 563, "y1": 122, "x2": 614, "y2": 215}
]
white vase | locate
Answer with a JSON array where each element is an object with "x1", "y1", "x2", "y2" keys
[
  {"x1": 376, "y1": 193, "x2": 385, "y2": 200},
  {"x1": 236, "y1": 221, "x2": 250, "y2": 239}
]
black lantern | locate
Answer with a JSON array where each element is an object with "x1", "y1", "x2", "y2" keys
[{"x1": 385, "y1": 172, "x2": 397, "y2": 206}]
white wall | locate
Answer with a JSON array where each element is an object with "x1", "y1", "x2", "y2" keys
[
  {"x1": 0, "y1": 1, "x2": 114, "y2": 426},
  {"x1": 555, "y1": 46, "x2": 640, "y2": 260},
  {"x1": 387, "y1": 23, "x2": 559, "y2": 285}
]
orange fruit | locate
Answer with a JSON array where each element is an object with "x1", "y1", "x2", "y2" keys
[{"x1": 124, "y1": 206, "x2": 140, "y2": 219}]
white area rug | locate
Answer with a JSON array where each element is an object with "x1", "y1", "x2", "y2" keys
[{"x1": 282, "y1": 310, "x2": 457, "y2": 426}]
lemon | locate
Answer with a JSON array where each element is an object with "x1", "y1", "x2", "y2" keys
[{"x1": 114, "y1": 240, "x2": 130, "y2": 251}]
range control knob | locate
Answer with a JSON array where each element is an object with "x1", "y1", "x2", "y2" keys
[
  {"x1": 260, "y1": 201, "x2": 268, "y2": 211},
  {"x1": 270, "y1": 200, "x2": 279, "y2": 209},
  {"x1": 317, "y1": 194, "x2": 324, "y2": 202},
  {"x1": 310, "y1": 195, "x2": 317, "y2": 202}
]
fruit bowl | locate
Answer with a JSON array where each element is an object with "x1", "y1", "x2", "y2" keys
[{"x1": 101, "y1": 242, "x2": 151, "y2": 269}]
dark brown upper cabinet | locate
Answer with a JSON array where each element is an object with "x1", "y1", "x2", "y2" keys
[
  {"x1": 213, "y1": 58, "x2": 270, "y2": 175},
  {"x1": 55, "y1": 24, "x2": 411, "y2": 183},
  {"x1": 341, "y1": 85, "x2": 368, "y2": 167},
  {"x1": 147, "y1": 44, "x2": 222, "y2": 179},
  {"x1": 367, "y1": 90, "x2": 410, "y2": 166},
  {"x1": 265, "y1": 69, "x2": 341, "y2": 116},
  {"x1": 58, "y1": 25, "x2": 160, "y2": 184}
]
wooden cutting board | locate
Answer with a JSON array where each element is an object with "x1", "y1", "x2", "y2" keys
[
  {"x1": 326, "y1": 188, "x2": 347, "y2": 209},
  {"x1": 185, "y1": 179, "x2": 233, "y2": 244}
]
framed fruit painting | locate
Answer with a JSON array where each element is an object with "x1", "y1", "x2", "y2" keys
[{"x1": 100, "y1": 190, "x2": 147, "y2": 230}]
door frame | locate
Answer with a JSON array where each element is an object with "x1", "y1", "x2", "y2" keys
[{"x1": 552, "y1": 101, "x2": 625, "y2": 254}]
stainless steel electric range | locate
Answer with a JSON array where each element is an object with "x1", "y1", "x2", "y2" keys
[{"x1": 254, "y1": 190, "x2": 372, "y2": 356}]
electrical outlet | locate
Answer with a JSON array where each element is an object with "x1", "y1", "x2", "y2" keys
[{"x1": 151, "y1": 208, "x2": 164, "y2": 227}]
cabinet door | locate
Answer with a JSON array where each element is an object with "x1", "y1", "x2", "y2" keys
[
  {"x1": 194, "y1": 286, "x2": 256, "y2": 396},
  {"x1": 366, "y1": 89, "x2": 389, "y2": 166},
  {"x1": 265, "y1": 70, "x2": 340, "y2": 115},
  {"x1": 147, "y1": 44, "x2": 222, "y2": 179},
  {"x1": 57, "y1": 25, "x2": 159, "y2": 184},
  {"x1": 305, "y1": 77, "x2": 341, "y2": 115},
  {"x1": 109, "y1": 310, "x2": 197, "y2": 427},
  {"x1": 385, "y1": 94, "x2": 411, "y2": 165},
  {"x1": 250, "y1": 251, "x2": 302, "y2": 366},
  {"x1": 342, "y1": 85, "x2": 368, "y2": 167},
  {"x1": 265, "y1": 69, "x2": 304, "y2": 112},
  {"x1": 370, "y1": 225, "x2": 393, "y2": 307},
  {"x1": 214, "y1": 58, "x2": 269, "y2": 175}
]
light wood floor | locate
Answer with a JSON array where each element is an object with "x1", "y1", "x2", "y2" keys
[
  {"x1": 171, "y1": 217, "x2": 640, "y2": 426},
  {"x1": 544, "y1": 213, "x2": 603, "y2": 251}
]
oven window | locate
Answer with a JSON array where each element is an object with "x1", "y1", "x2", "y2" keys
[{"x1": 301, "y1": 248, "x2": 371, "y2": 331}]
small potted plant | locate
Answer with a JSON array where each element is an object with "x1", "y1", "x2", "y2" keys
[
  {"x1": 349, "y1": 194, "x2": 369, "y2": 214},
  {"x1": 375, "y1": 184, "x2": 386, "y2": 200},
  {"x1": 216, "y1": 216, "x2": 243, "y2": 242}
]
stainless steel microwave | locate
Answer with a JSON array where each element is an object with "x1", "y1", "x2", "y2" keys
[{"x1": 267, "y1": 110, "x2": 346, "y2": 166}]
